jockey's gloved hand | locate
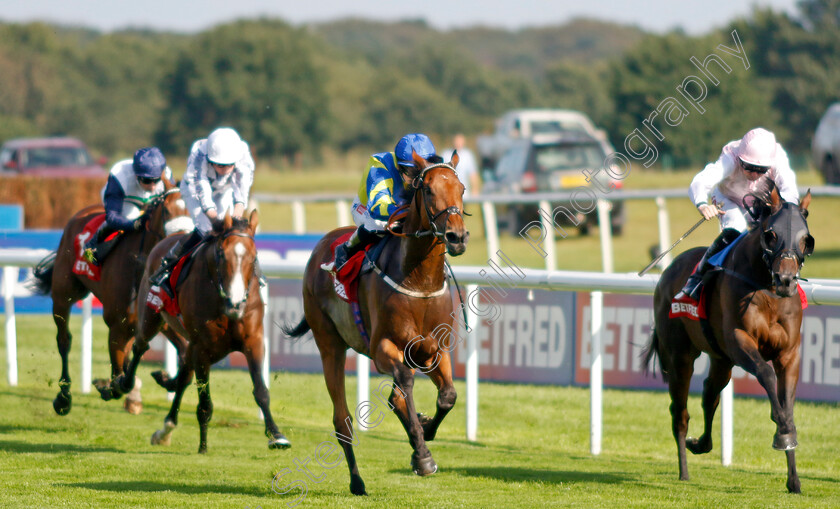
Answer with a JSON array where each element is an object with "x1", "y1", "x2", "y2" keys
[
  {"x1": 132, "y1": 214, "x2": 149, "y2": 231},
  {"x1": 697, "y1": 203, "x2": 722, "y2": 221}
]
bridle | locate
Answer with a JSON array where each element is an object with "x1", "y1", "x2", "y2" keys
[
  {"x1": 743, "y1": 192, "x2": 814, "y2": 284},
  {"x1": 212, "y1": 228, "x2": 256, "y2": 308},
  {"x1": 386, "y1": 162, "x2": 470, "y2": 240}
]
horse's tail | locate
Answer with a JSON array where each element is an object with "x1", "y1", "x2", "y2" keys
[
  {"x1": 26, "y1": 251, "x2": 57, "y2": 296},
  {"x1": 280, "y1": 316, "x2": 311, "y2": 339},
  {"x1": 641, "y1": 327, "x2": 667, "y2": 382}
]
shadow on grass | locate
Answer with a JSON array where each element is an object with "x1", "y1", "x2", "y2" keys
[
  {"x1": 63, "y1": 480, "x2": 265, "y2": 497},
  {"x1": 436, "y1": 466, "x2": 632, "y2": 485},
  {"x1": 0, "y1": 439, "x2": 124, "y2": 454}
]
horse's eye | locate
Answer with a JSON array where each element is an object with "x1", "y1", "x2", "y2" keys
[{"x1": 763, "y1": 230, "x2": 777, "y2": 248}]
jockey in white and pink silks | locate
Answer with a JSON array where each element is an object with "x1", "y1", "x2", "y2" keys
[{"x1": 675, "y1": 127, "x2": 799, "y2": 302}]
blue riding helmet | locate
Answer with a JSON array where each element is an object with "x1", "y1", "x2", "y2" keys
[
  {"x1": 395, "y1": 133, "x2": 436, "y2": 168},
  {"x1": 133, "y1": 147, "x2": 166, "y2": 179}
]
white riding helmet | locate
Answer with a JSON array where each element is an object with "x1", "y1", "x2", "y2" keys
[
  {"x1": 738, "y1": 128, "x2": 777, "y2": 168},
  {"x1": 206, "y1": 127, "x2": 245, "y2": 166}
]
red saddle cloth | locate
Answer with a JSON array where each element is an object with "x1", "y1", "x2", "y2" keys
[
  {"x1": 328, "y1": 232, "x2": 373, "y2": 304},
  {"x1": 72, "y1": 214, "x2": 107, "y2": 281},
  {"x1": 670, "y1": 280, "x2": 808, "y2": 321},
  {"x1": 145, "y1": 255, "x2": 189, "y2": 316}
]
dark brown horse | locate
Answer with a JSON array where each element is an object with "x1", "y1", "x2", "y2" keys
[
  {"x1": 644, "y1": 185, "x2": 813, "y2": 493},
  {"x1": 29, "y1": 178, "x2": 192, "y2": 415},
  {"x1": 114, "y1": 210, "x2": 291, "y2": 453},
  {"x1": 283, "y1": 150, "x2": 469, "y2": 495}
]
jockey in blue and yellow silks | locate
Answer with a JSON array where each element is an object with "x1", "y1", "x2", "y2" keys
[{"x1": 322, "y1": 133, "x2": 439, "y2": 273}]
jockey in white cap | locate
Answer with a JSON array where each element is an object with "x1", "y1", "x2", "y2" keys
[{"x1": 674, "y1": 127, "x2": 799, "y2": 302}]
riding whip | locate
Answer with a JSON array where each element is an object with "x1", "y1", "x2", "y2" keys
[{"x1": 638, "y1": 216, "x2": 708, "y2": 276}]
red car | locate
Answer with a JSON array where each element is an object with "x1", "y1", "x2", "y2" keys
[{"x1": 0, "y1": 137, "x2": 107, "y2": 178}]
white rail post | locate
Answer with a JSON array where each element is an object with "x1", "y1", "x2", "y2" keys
[
  {"x1": 260, "y1": 284, "x2": 271, "y2": 420},
  {"x1": 291, "y1": 200, "x2": 306, "y2": 234},
  {"x1": 336, "y1": 199, "x2": 351, "y2": 227},
  {"x1": 357, "y1": 354, "x2": 370, "y2": 431},
  {"x1": 590, "y1": 290, "x2": 604, "y2": 455},
  {"x1": 3, "y1": 266, "x2": 18, "y2": 386},
  {"x1": 465, "y1": 284, "x2": 479, "y2": 441},
  {"x1": 481, "y1": 201, "x2": 500, "y2": 265},
  {"x1": 656, "y1": 196, "x2": 673, "y2": 268},
  {"x1": 538, "y1": 200, "x2": 556, "y2": 272},
  {"x1": 165, "y1": 337, "x2": 177, "y2": 401},
  {"x1": 596, "y1": 199, "x2": 614, "y2": 273},
  {"x1": 721, "y1": 380, "x2": 733, "y2": 466},
  {"x1": 81, "y1": 294, "x2": 93, "y2": 393}
]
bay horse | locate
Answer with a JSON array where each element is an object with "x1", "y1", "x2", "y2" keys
[
  {"x1": 113, "y1": 210, "x2": 291, "y2": 453},
  {"x1": 644, "y1": 185, "x2": 813, "y2": 493},
  {"x1": 28, "y1": 178, "x2": 193, "y2": 415},
  {"x1": 283, "y1": 150, "x2": 469, "y2": 495}
]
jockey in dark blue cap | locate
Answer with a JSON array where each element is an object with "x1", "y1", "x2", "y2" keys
[
  {"x1": 84, "y1": 147, "x2": 173, "y2": 265},
  {"x1": 322, "y1": 133, "x2": 440, "y2": 273}
]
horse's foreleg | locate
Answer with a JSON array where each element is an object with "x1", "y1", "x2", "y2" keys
[
  {"x1": 774, "y1": 343, "x2": 801, "y2": 493},
  {"x1": 52, "y1": 305, "x2": 73, "y2": 415},
  {"x1": 374, "y1": 340, "x2": 436, "y2": 477},
  {"x1": 687, "y1": 358, "x2": 732, "y2": 455},
  {"x1": 731, "y1": 330, "x2": 793, "y2": 448},
  {"x1": 243, "y1": 337, "x2": 291, "y2": 450},
  {"x1": 418, "y1": 350, "x2": 457, "y2": 442},
  {"x1": 113, "y1": 306, "x2": 161, "y2": 396},
  {"x1": 195, "y1": 359, "x2": 213, "y2": 454}
]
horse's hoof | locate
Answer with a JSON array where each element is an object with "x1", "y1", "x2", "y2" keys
[
  {"x1": 773, "y1": 432, "x2": 798, "y2": 451},
  {"x1": 93, "y1": 379, "x2": 114, "y2": 401},
  {"x1": 686, "y1": 436, "x2": 712, "y2": 455},
  {"x1": 151, "y1": 370, "x2": 176, "y2": 391},
  {"x1": 417, "y1": 413, "x2": 437, "y2": 441},
  {"x1": 124, "y1": 398, "x2": 143, "y2": 415},
  {"x1": 151, "y1": 419, "x2": 177, "y2": 446},
  {"x1": 198, "y1": 446, "x2": 207, "y2": 454},
  {"x1": 269, "y1": 435, "x2": 291, "y2": 450},
  {"x1": 788, "y1": 477, "x2": 801, "y2": 494},
  {"x1": 350, "y1": 476, "x2": 367, "y2": 496},
  {"x1": 53, "y1": 392, "x2": 72, "y2": 416},
  {"x1": 411, "y1": 454, "x2": 438, "y2": 476}
]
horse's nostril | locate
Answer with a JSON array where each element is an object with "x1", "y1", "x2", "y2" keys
[{"x1": 445, "y1": 231, "x2": 462, "y2": 244}]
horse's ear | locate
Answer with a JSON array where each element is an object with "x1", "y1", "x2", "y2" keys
[
  {"x1": 411, "y1": 149, "x2": 428, "y2": 172},
  {"x1": 224, "y1": 211, "x2": 233, "y2": 230},
  {"x1": 449, "y1": 150, "x2": 460, "y2": 169},
  {"x1": 769, "y1": 185, "x2": 782, "y2": 212},
  {"x1": 248, "y1": 209, "x2": 259, "y2": 234},
  {"x1": 799, "y1": 189, "x2": 811, "y2": 215}
]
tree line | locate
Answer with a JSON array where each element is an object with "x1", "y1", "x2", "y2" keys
[{"x1": 0, "y1": 0, "x2": 837, "y2": 168}]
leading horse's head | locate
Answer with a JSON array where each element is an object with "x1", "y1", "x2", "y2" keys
[
  {"x1": 211, "y1": 210, "x2": 259, "y2": 320},
  {"x1": 403, "y1": 149, "x2": 470, "y2": 256},
  {"x1": 755, "y1": 186, "x2": 814, "y2": 297},
  {"x1": 144, "y1": 179, "x2": 194, "y2": 238}
]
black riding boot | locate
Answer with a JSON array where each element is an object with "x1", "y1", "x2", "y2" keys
[
  {"x1": 675, "y1": 227, "x2": 741, "y2": 301},
  {"x1": 321, "y1": 226, "x2": 380, "y2": 273},
  {"x1": 149, "y1": 229, "x2": 203, "y2": 289},
  {"x1": 83, "y1": 224, "x2": 118, "y2": 266}
]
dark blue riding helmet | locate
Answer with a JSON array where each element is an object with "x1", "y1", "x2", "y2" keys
[
  {"x1": 395, "y1": 133, "x2": 436, "y2": 168},
  {"x1": 132, "y1": 147, "x2": 166, "y2": 179}
]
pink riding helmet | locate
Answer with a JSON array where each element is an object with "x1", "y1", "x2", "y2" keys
[{"x1": 738, "y1": 128, "x2": 777, "y2": 167}]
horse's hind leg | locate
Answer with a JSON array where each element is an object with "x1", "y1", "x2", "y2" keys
[
  {"x1": 195, "y1": 358, "x2": 213, "y2": 454},
  {"x1": 686, "y1": 358, "x2": 733, "y2": 455},
  {"x1": 373, "y1": 339, "x2": 436, "y2": 477},
  {"x1": 663, "y1": 340, "x2": 697, "y2": 482},
  {"x1": 318, "y1": 341, "x2": 366, "y2": 495},
  {"x1": 151, "y1": 346, "x2": 194, "y2": 447},
  {"x1": 418, "y1": 351, "x2": 457, "y2": 441},
  {"x1": 51, "y1": 299, "x2": 75, "y2": 415},
  {"x1": 243, "y1": 336, "x2": 291, "y2": 449}
]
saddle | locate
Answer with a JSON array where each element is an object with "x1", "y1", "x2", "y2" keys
[
  {"x1": 72, "y1": 214, "x2": 109, "y2": 281},
  {"x1": 145, "y1": 241, "x2": 204, "y2": 316},
  {"x1": 326, "y1": 232, "x2": 388, "y2": 304}
]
